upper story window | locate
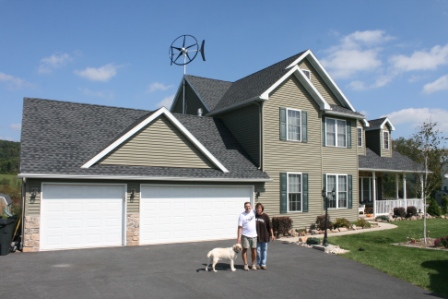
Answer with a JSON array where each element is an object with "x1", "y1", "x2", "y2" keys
[
  {"x1": 280, "y1": 108, "x2": 308, "y2": 143},
  {"x1": 302, "y1": 69, "x2": 311, "y2": 79},
  {"x1": 383, "y1": 131, "x2": 389, "y2": 149},
  {"x1": 326, "y1": 118, "x2": 347, "y2": 147},
  {"x1": 357, "y1": 127, "x2": 363, "y2": 147}
]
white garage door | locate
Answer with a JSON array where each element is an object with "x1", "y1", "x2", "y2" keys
[
  {"x1": 40, "y1": 184, "x2": 125, "y2": 251},
  {"x1": 140, "y1": 185, "x2": 252, "y2": 245}
]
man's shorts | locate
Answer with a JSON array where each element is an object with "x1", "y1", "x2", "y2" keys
[{"x1": 241, "y1": 235, "x2": 257, "y2": 249}]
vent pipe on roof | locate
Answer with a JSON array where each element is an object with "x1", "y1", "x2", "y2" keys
[{"x1": 198, "y1": 108, "x2": 203, "y2": 117}]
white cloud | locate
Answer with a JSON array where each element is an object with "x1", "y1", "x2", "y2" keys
[
  {"x1": 74, "y1": 64, "x2": 119, "y2": 82},
  {"x1": 147, "y1": 82, "x2": 173, "y2": 93},
  {"x1": 10, "y1": 123, "x2": 21, "y2": 131},
  {"x1": 423, "y1": 74, "x2": 448, "y2": 94},
  {"x1": 79, "y1": 88, "x2": 115, "y2": 99},
  {"x1": 0, "y1": 72, "x2": 32, "y2": 89},
  {"x1": 348, "y1": 75, "x2": 392, "y2": 91},
  {"x1": 385, "y1": 108, "x2": 448, "y2": 135},
  {"x1": 156, "y1": 94, "x2": 174, "y2": 109},
  {"x1": 321, "y1": 30, "x2": 393, "y2": 79},
  {"x1": 38, "y1": 53, "x2": 72, "y2": 74},
  {"x1": 390, "y1": 44, "x2": 448, "y2": 72}
]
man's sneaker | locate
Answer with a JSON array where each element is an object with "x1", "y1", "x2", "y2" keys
[
  {"x1": 243, "y1": 264, "x2": 249, "y2": 271},
  {"x1": 261, "y1": 265, "x2": 267, "y2": 270},
  {"x1": 251, "y1": 264, "x2": 257, "y2": 270},
  {"x1": 256, "y1": 265, "x2": 261, "y2": 270}
]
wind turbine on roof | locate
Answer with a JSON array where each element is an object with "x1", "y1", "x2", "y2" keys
[{"x1": 169, "y1": 35, "x2": 206, "y2": 114}]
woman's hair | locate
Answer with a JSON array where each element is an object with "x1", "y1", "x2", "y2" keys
[{"x1": 255, "y1": 202, "x2": 264, "y2": 211}]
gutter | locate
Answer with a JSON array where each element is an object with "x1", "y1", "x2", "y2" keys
[
  {"x1": 18, "y1": 173, "x2": 272, "y2": 182},
  {"x1": 358, "y1": 168, "x2": 428, "y2": 174}
]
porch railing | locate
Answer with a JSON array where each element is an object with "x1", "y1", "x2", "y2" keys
[{"x1": 375, "y1": 198, "x2": 424, "y2": 215}]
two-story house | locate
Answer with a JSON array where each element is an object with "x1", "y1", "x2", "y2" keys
[{"x1": 18, "y1": 49, "x2": 422, "y2": 252}]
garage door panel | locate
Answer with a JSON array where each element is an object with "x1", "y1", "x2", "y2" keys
[
  {"x1": 140, "y1": 185, "x2": 251, "y2": 245},
  {"x1": 41, "y1": 184, "x2": 125, "y2": 251}
]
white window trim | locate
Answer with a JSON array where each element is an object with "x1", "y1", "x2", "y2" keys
[
  {"x1": 286, "y1": 108, "x2": 302, "y2": 142},
  {"x1": 325, "y1": 173, "x2": 348, "y2": 209},
  {"x1": 287, "y1": 172, "x2": 303, "y2": 213},
  {"x1": 359, "y1": 176, "x2": 372, "y2": 203},
  {"x1": 325, "y1": 118, "x2": 347, "y2": 148},
  {"x1": 357, "y1": 127, "x2": 363, "y2": 147},
  {"x1": 383, "y1": 131, "x2": 390, "y2": 149}
]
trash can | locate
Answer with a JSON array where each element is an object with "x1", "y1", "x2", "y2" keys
[{"x1": 0, "y1": 216, "x2": 18, "y2": 256}]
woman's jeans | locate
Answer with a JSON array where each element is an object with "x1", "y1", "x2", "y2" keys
[{"x1": 257, "y1": 242, "x2": 268, "y2": 266}]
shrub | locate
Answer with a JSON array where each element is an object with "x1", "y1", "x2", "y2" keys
[
  {"x1": 272, "y1": 217, "x2": 292, "y2": 237},
  {"x1": 406, "y1": 206, "x2": 418, "y2": 217},
  {"x1": 315, "y1": 215, "x2": 333, "y2": 231},
  {"x1": 441, "y1": 195, "x2": 448, "y2": 215},
  {"x1": 375, "y1": 215, "x2": 389, "y2": 222},
  {"x1": 393, "y1": 207, "x2": 406, "y2": 218},
  {"x1": 427, "y1": 198, "x2": 442, "y2": 217},
  {"x1": 355, "y1": 218, "x2": 371, "y2": 228},
  {"x1": 306, "y1": 237, "x2": 321, "y2": 245},
  {"x1": 434, "y1": 236, "x2": 448, "y2": 248},
  {"x1": 333, "y1": 218, "x2": 351, "y2": 229}
]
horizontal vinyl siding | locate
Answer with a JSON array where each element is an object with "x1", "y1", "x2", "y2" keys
[
  {"x1": 382, "y1": 130, "x2": 392, "y2": 158},
  {"x1": 101, "y1": 116, "x2": 215, "y2": 169},
  {"x1": 218, "y1": 104, "x2": 260, "y2": 166},
  {"x1": 259, "y1": 76, "x2": 325, "y2": 228},
  {"x1": 171, "y1": 82, "x2": 207, "y2": 115},
  {"x1": 24, "y1": 180, "x2": 42, "y2": 216},
  {"x1": 299, "y1": 60, "x2": 340, "y2": 106}
]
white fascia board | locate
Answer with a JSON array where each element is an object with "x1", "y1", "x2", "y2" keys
[
  {"x1": 363, "y1": 119, "x2": 370, "y2": 127},
  {"x1": 81, "y1": 107, "x2": 229, "y2": 173},
  {"x1": 18, "y1": 173, "x2": 271, "y2": 182},
  {"x1": 325, "y1": 110, "x2": 366, "y2": 120},
  {"x1": 260, "y1": 65, "x2": 331, "y2": 110},
  {"x1": 184, "y1": 76, "x2": 211, "y2": 112},
  {"x1": 381, "y1": 117, "x2": 396, "y2": 131},
  {"x1": 306, "y1": 51, "x2": 356, "y2": 112},
  {"x1": 286, "y1": 49, "x2": 311, "y2": 69},
  {"x1": 358, "y1": 168, "x2": 426, "y2": 174}
]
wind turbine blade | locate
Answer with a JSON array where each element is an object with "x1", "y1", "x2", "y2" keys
[{"x1": 200, "y1": 40, "x2": 206, "y2": 61}]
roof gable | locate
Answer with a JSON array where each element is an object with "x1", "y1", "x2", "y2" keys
[
  {"x1": 367, "y1": 117, "x2": 395, "y2": 131},
  {"x1": 82, "y1": 107, "x2": 229, "y2": 173}
]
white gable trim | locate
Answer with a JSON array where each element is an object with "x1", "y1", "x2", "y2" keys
[
  {"x1": 380, "y1": 117, "x2": 396, "y2": 131},
  {"x1": 260, "y1": 64, "x2": 331, "y2": 110},
  {"x1": 81, "y1": 107, "x2": 229, "y2": 173}
]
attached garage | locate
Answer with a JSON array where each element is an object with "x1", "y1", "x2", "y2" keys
[
  {"x1": 140, "y1": 185, "x2": 253, "y2": 245},
  {"x1": 40, "y1": 183, "x2": 126, "y2": 251}
]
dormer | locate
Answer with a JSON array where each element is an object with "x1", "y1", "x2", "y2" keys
[{"x1": 365, "y1": 117, "x2": 395, "y2": 157}]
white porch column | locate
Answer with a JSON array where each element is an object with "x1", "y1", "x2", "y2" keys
[
  {"x1": 372, "y1": 171, "x2": 377, "y2": 217},
  {"x1": 395, "y1": 174, "x2": 399, "y2": 199},
  {"x1": 402, "y1": 174, "x2": 407, "y2": 208}
]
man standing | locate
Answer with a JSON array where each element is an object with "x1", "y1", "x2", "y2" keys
[{"x1": 237, "y1": 202, "x2": 257, "y2": 271}]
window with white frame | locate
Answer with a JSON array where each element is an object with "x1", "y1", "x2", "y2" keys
[
  {"x1": 383, "y1": 131, "x2": 389, "y2": 149},
  {"x1": 326, "y1": 174, "x2": 348, "y2": 208},
  {"x1": 326, "y1": 118, "x2": 347, "y2": 147},
  {"x1": 288, "y1": 173, "x2": 302, "y2": 212},
  {"x1": 287, "y1": 109, "x2": 302, "y2": 141},
  {"x1": 359, "y1": 177, "x2": 372, "y2": 203},
  {"x1": 357, "y1": 127, "x2": 363, "y2": 147}
]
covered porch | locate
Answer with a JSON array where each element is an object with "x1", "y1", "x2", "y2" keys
[{"x1": 359, "y1": 149, "x2": 424, "y2": 217}]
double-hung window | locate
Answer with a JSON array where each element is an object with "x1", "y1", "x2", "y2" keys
[
  {"x1": 383, "y1": 131, "x2": 389, "y2": 149},
  {"x1": 325, "y1": 174, "x2": 350, "y2": 209},
  {"x1": 357, "y1": 127, "x2": 363, "y2": 147},
  {"x1": 280, "y1": 172, "x2": 309, "y2": 213},
  {"x1": 280, "y1": 108, "x2": 307, "y2": 143},
  {"x1": 287, "y1": 109, "x2": 301, "y2": 141},
  {"x1": 325, "y1": 118, "x2": 347, "y2": 147}
]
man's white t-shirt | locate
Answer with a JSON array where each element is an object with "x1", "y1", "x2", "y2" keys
[{"x1": 238, "y1": 209, "x2": 257, "y2": 238}]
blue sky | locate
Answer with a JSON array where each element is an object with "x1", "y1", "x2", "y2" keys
[{"x1": 1, "y1": 0, "x2": 447, "y2": 144}]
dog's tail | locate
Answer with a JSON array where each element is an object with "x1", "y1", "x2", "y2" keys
[{"x1": 206, "y1": 250, "x2": 212, "y2": 258}]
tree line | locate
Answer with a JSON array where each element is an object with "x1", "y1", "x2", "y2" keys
[{"x1": 0, "y1": 140, "x2": 20, "y2": 174}]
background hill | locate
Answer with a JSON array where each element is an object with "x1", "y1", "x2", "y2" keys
[{"x1": 0, "y1": 140, "x2": 20, "y2": 174}]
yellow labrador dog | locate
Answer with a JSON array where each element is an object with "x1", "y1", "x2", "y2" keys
[{"x1": 205, "y1": 244, "x2": 242, "y2": 272}]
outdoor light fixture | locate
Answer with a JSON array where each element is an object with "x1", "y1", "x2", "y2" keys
[
  {"x1": 321, "y1": 188, "x2": 336, "y2": 247},
  {"x1": 30, "y1": 188, "x2": 38, "y2": 204}
]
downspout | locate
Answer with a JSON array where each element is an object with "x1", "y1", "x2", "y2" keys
[
  {"x1": 259, "y1": 101, "x2": 264, "y2": 171},
  {"x1": 20, "y1": 177, "x2": 26, "y2": 251}
]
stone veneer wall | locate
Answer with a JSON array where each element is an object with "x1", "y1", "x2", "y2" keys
[
  {"x1": 23, "y1": 216, "x2": 40, "y2": 252},
  {"x1": 127, "y1": 213, "x2": 140, "y2": 246}
]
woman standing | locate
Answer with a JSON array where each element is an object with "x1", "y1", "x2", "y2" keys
[{"x1": 255, "y1": 202, "x2": 275, "y2": 270}]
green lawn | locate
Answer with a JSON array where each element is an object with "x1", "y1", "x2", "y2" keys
[{"x1": 328, "y1": 218, "x2": 448, "y2": 297}]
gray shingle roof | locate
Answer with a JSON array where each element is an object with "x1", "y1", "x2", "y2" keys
[
  {"x1": 359, "y1": 148, "x2": 423, "y2": 173},
  {"x1": 367, "y1": 118, "x2": 387, "y2": 130},
  {"x1": 329, "y1": 104, "x2": 365, "y2": 118},
  {"x1": 184, "y1": 75, "x2": 232, "y2": 111},
  {"x1": 212, "y1": 51, "x2": 306, "y2": 112},
  {"x1": 20, "y1": 98, "x2": 269, "y2": 180}
]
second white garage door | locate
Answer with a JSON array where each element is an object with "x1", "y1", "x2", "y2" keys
[{"x1": 140, "y1": 185, "x2": 252, "y2": 245}]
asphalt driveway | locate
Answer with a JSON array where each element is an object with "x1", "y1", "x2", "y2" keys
[{"x1": 0, "y1": 240, "x2": 434, "y2": 299}]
